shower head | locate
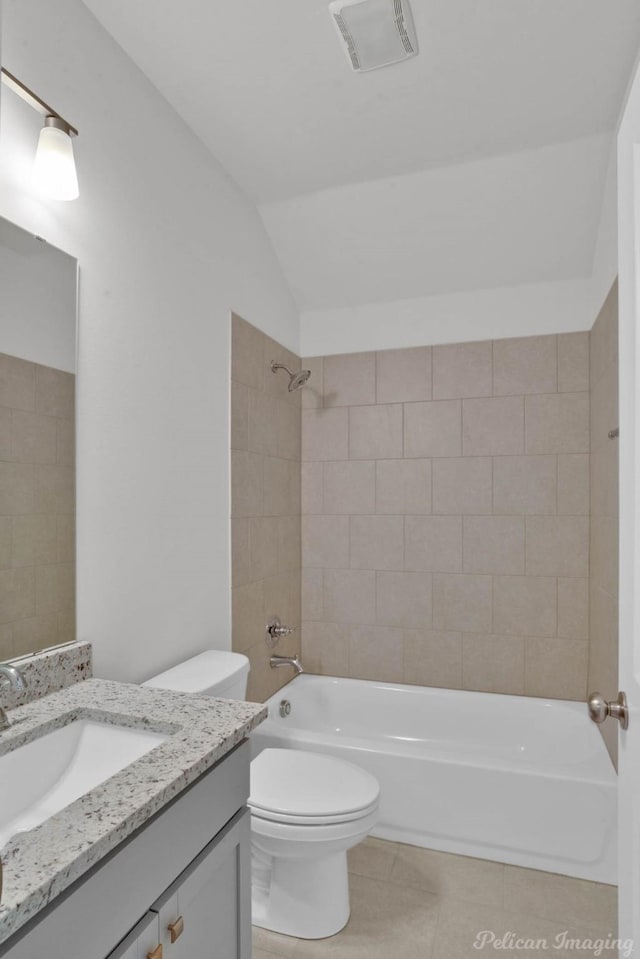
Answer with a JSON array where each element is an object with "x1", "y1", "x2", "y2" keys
[
  {"x1": 270, "y1": 361, "x2": 311, "y2": 392},
  {"x1": 288, "y1": 368, "x2": 311, "y2": 391}
]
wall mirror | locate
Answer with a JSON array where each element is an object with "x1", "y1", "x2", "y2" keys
[{"x1": 0, "y1": 216, "x2": 77, "y2": 662}]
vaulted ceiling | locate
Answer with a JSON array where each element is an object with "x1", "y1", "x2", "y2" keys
[{"x1": 83, "y1": 0, "x2": 640, "y2": 309}]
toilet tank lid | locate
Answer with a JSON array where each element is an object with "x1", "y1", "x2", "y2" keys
[{"x1": 142, "y1": 650, "x2": 249, "y2": 694}]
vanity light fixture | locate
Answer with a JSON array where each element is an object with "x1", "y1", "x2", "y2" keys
[{"x1": 1, "y1": 68, "x2": 79, "y2": 201}]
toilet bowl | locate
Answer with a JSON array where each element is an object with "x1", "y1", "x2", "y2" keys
[
  {"x1": 143, "y1": 650, "x2": 380, "y2": 940},
  {"x1": 249, "y1": 747, "x2": 379, "y2": 939}
]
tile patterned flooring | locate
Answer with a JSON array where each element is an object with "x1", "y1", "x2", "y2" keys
[{"x1": 252, "y1": 838, "x2": 618, "y2": 959}]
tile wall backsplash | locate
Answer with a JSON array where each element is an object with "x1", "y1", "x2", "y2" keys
[
  {"x1": 0, "y1": 353, "x2": 75, "y2": 659},
  {"x1": 230, "y1": 315, "x2": 301, "y2": 702},
  {"x1": 589, "y1": 283, "x2": 619, "y2": 764},
  {"x1": 301, "y1": 334, "x2": 590, "y2": 700}
]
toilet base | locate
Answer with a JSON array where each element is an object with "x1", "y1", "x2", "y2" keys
[{"x1": 252, "y1": 848, "x2": 350, "y2": 940}]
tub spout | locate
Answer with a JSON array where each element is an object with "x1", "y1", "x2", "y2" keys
[{"x1": 270, "y1": 655, "x2": 304, "y2": 675}]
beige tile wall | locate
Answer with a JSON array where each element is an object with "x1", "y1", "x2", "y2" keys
[
  {"x1": 589, "y1": 283, "x2": 619, "y2": 764},
  {"x1": 0, "y1": 352, "x2": 75, "y2": 659},
  {"x1": 230, "y1": 315, "x2": 302, "y2": 702},
  {"x1": 301, "y1": 334, "x2": 590, "y2": 700}
]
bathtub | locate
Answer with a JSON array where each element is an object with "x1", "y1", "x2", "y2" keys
[{"x1": 251, "y1": 674, "x2": 617, "y2": 885}]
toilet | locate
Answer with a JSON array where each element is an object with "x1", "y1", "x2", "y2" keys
[
  {"x1": 144, "y1": 650, "x2": 380, "y2": 940},
  {"x1": 249, "y1": 747, "x2": 379, "y2": 939}
]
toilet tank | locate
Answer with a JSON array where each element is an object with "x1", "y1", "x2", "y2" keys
[{"x1": 142, "y1": 650, "x2": 250, "y2": 700}]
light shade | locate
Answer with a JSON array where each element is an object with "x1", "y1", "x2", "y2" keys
[{"x1": 32, "y1": 117, "x2": 79, "y2": 201}]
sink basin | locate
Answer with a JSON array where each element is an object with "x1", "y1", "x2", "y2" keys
[{"x1": 0, "y1": 719, "x2": 167, "y2": 848}]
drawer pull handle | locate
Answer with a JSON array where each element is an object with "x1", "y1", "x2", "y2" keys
[
  {"x1": 168, "y1": 916, "x2": 185, "y2": 943},
  {"x1": 147, "y1": 946, "x2": 163, "y2": 959}
]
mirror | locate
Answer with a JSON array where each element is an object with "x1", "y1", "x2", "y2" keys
[{"x1": 0, "y1": 217, "x2": 77, "y2": 662}]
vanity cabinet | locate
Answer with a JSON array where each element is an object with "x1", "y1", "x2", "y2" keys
[
  {"x1": 1, "y1": 741, "x2": 252, "y2": 959},
  {"x1": 148, "y1": 812, "x2": 249, "y2": 959},
  {"x1": 107, "y1": 812, "x2": 250, "y2": 959}
]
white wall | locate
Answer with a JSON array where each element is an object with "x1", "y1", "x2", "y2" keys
[
  {"x1": 591, "y1": 132, "x2": 618, "y2": 317},
  {"x1": 300, "y1": 278, "x2": 597, "y2": 356},
  {"x1": 0, "y1": 220, "x2": 77, "y2": 372},
  {"x1": 0, "y1": 0, "x2": 299, "y2": 682}
]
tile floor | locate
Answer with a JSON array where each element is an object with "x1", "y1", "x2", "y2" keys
[{"x1": 252, "y1": 838, "x2": 619, "y2": 959}]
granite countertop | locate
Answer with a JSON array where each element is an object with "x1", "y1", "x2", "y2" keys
[{"x1": 0, "y1": 678, "x2": 267, "y2": 945}]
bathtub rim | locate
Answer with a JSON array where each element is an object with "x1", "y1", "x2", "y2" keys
[{"x1": 257, "y1": 673, "x2": 617, "y2": 785}]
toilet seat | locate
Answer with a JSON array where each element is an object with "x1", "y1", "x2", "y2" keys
[
  {"x1": 249, "y1": 748, "x2": 380, "y2": 826},
  {"x1": 250, "y1": 804, "x2": 380, "y2": 846},
  {"x1": 250, "y1": 797, "x2": 380, "y2": 826}
]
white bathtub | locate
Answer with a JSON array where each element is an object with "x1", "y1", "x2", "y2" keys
[{"x1": 251, "y1": 675, "x2": 617, "y2": 885}]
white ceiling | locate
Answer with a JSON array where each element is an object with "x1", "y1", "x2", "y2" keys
[
  {"x1": 82, "y1": 0, "x2": 640, "y2": 309},
  {"x1": 261, "y1": 134, "x2": 611, "y2": 309}
]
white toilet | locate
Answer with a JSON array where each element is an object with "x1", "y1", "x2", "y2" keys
[{"x1": 144, "y1": 650, "x2": 380, "y2": 940}]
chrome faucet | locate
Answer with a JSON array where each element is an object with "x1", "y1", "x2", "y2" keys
[
  {"x1": 270, "y1": 654, "x2": 304, "y2": 675},
  {"x1": 0, "y1": 664, "x2": 27, "y2": 730}
]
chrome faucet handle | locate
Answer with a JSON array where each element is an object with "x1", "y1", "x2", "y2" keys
[
  {"x1": 0, "y1": 663, "x2": 27, "y2": 732},
  {"x1": 265, "y1": 618, "x2": 296, "y2": 648},
  {"x1": 0, "y1": 664, "x2": 26, "y2": 691}
]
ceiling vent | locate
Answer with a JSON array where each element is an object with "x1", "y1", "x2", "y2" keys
[{"x1": 329, "y1": 0, "x2": 419, "y2": 73}]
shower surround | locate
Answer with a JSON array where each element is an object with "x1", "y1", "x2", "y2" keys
[
  {"x1": 230, "y1": 315, "x2": 302, "y2": 702},
  {"x1": 300, "y1": 334, "x2": 591, "y2": 700}
]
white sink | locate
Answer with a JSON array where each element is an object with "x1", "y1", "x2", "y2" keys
[{"x1": 0, "y1": 719, "x2": 167, "y2": 848}]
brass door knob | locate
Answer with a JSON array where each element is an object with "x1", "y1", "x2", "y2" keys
[
  {"x1": 168, "y1": 916, "x2": 184, "y2": 943},
  {"x1": 588, "y1": 691, "x2": 629, "y2": 730}
]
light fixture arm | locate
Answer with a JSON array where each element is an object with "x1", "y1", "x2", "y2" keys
[{"x1": 1, "y1": 67, "x2": 78, "y2": 137}]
